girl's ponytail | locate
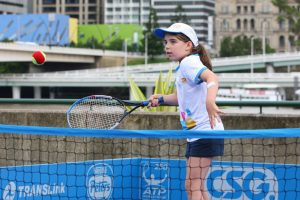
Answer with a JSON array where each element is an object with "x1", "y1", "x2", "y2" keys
[
  {"x1": 191, "y1": 44, "x2": 212, "y2": 71},
  {"x1": 175, "y1": 33, "x2": 212, "y2": 71}
]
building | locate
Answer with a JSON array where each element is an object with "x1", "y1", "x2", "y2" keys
[
  {"x1": 103, "y1": 0, "x2": 215, "y2": 45},
  {"x1": 0, "y1": 14, "x2": 70, "y2": 46},
  {"x1": 103, "y1": 0, "x2": 151, "y2": 25},
  {"x1": 32, "y1": 0, "x2": 103, "y2": 24},
  {"x1": 32, "y1": 0, "x2": 215, "y2": 47},
  {"x1": 214, "y1": 0, "x2": 298, "y2": 55},
  {"x1": 0, "y1": 0, "x2": 28, "y2": 14},
  {"x1": 152, "y1": 0, "x2": 215, "y2": 43}
]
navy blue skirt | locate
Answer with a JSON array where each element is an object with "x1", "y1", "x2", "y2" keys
[{"x1": 185, "y1": 138, "x2": 224, "y2": 158}]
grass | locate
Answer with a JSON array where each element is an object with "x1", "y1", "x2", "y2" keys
[
  {"x1": 78, "y1": 24, "x2": 144, "y2": 46},
  {"x1": 128, "y1": 57, "x2": 169, "y2": 66}
]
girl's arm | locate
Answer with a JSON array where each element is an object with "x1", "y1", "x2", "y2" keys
[
  {"x1": 200, "y1": 69, "x2": 224, "y2": 129},
  {"x1": 148, "y1": 89, "x2": 178, "y2": 106}
]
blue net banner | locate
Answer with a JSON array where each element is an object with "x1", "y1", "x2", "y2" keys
[
  {"x1": 0, "y1": 124, "x2": 300, "y2": 139},
  {"x1": 1, "y1": 158, "x2": 299, "y2": 200}
]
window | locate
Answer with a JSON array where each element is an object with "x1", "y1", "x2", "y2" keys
[
  {"x1": 279, "y1": 20, "x2": 285, "y2": 30},
  {"x1": 244, "y1": 6, "x2": 248, "y2": 13},
  {"x1": 221, "y1": 5, "x2": 228, "y2": 14},
  {"x1": 237, "y1": 19, "x2": 241, "y2": 30},
  {"x1": 222, "y1": 19, "x2": 229, "y2": 31},
  {"x1": 288, "y1": 19, "x2": 294, "y2": 31},
  {"x1": 279, "y1": 36, "x2": 285, "y2": 48},
  {"x1": 250, "y1": 19, "x2": 255, "y2": 30},
  {"x1": 237, "y1": 6, "x2": 241, "y2": 14},
  {"x1": 43, "y1": 0, "x2": 56, "y2": 4},
  {"x1": 243, "y1": 19, "x2": 248, "y2": 30},
  {"x1": 251, "y1": 6, "x2": 255, "y2": 13},
  {"x1": 288, "y1": 36, "x2": 294, "y2": 48},
  {"x1": 65, "y1": 0, "x2": 79, "y2": 3}
]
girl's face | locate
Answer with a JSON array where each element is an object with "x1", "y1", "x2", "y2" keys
[{"x1": 163, "y1": 34, "x2": 193, "y2": 61}]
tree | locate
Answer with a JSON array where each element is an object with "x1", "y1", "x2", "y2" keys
[
  {"x1": 220, "y1": 35, "x2": 275, "y2": 57},
  {"x1": 170, "y1": 5, "x2": 189, "y2": 24},
  {"x1": 272, "y1": 0, "x2": 300, "y2": 46},
  {"x1": 141, "y1": 7, "x2": 164, "y2": 59}
]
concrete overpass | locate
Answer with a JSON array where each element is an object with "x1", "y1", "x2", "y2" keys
[
  {"x1": 1, "y1": 42, "x2": 300, "y2": 73},
  {"x1": 0, "y1": 42, "x2": 143, "y2": 71}
]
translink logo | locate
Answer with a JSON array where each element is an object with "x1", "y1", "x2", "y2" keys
[
  {"x1": 3, "y1": 182, "x2": 16, "y2": 200},
  {"x1": 2, "y1": 181, "x2": 65, "y2": 200}
]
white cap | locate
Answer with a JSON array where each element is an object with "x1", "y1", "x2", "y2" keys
[{"x1": 154, "y1": 23, "x2": 199, "y2": 46}]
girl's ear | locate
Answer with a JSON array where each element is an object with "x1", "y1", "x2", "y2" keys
[{"x1": 185, "y1": 41, "x2": 193, "y2": 52}]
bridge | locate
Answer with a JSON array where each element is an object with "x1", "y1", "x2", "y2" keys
[
  {"x1": 0, "y1": 42, "x2": 143, "y2": 69},
  {"x1": 0, "y1": 66, "x2": 299, "y2": 99},
  {"x1": 1, "y1": 42, "x2": 300, "y2": 72},
  {"x1": 0, "y1": 42, "x2": 300, "y2": 99}
]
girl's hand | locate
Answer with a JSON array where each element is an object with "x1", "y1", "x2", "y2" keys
[
  {"x1": 206, "y1": 101, "x2": 224, "y2": 129},
  {"x1": 148, "y1": 94, "x2": 163, "y2": 107}
]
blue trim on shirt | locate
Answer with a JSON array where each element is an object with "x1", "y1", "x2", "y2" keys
[
  {"x1": 194, "y1": 67, "x2": 207, "y2": 84},
  {"x1": 175, "y1": 65, "x2": 180, "y2": 71}
]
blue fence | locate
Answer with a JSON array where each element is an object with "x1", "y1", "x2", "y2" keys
[{"x1": 1, "y1": 158, "x2": 299, "y2": 200}]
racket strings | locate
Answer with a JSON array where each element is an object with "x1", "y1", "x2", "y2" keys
[{"x1": 68, "y1": 98, "x2": 125, "y2": 129}]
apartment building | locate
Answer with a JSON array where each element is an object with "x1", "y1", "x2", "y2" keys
[
  {"x1": 32, "y1": 0, "x2": 103, "y2": 24},
  {"x1": 153, "y1": 0, "x2": 215, "y2": 43},
  {"x1": 214, "y1": 0, "x2": 299, "y2": 54},
  {"x1": 0, "y1": 0, "x2": 28, "y2": 14}
]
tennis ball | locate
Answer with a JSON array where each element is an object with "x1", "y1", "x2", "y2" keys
[{"x1": 32, "y1": 50, "x2": 46, "y2": 65}]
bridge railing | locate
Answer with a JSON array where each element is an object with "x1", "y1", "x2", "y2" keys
[{"x1": 0, "y1": 98, "x2": 299, "y2": 114}]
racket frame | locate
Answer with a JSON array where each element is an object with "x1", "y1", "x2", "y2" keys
[{"x1": 66, "y1": 95, "x2": 161, "y2": 129}]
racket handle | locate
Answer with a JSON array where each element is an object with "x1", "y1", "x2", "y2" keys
[{"x1": 142, "y1": 96, "x2": 164, "y2": 106}]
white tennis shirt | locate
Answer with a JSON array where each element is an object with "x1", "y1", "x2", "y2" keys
[{"x1": 175, "y1": 54, "x2": 224, "y2": 142}]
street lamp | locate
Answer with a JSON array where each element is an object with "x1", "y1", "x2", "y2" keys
[
  {"x1": 144, "y1": 32, "x2": 149, "y2": 68},
  {"x1": 262, "y1": 20, "x2": 266, "y2": 61},
  {"x1": 124, "y1": 38, "x2": 131, "y2": 80},
  {"x1": 251, "y1": 37, "x2": 255, "y2": 77}
]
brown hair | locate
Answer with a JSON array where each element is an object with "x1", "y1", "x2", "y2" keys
[{"x1": 175, "y1": 34, "x2": 212, "y2": 71}]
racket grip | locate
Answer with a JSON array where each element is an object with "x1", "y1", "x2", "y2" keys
[{"x1": 141, "y1": 96, "x2": 164, "y2": 106}]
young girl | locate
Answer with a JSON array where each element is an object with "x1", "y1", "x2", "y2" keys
[{"x1": 148, "y1": 23, "x2": 224, "y2": 200}]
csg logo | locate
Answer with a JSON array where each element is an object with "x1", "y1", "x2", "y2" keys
[
  {"x1": 86, "y1": 163, "x2": 113, "y2": 200},
  {"x1": 206, "y1": 166, "x2": 278, "y2": 200}
]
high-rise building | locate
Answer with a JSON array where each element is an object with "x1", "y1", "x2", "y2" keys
[
  {"x1": 214, "y1": 0, "x2": 298, "y2": 54},
  {"x1": 0, "y1": 0, "x2": 28, "y2": 14},
  {"x1": 32, "y1": 0, "x2": 103, "y2": 24},
  {"x1": 152, "y1": 0, "x2": 215, "y2": 43},
  {"x1": 103, "y1": 0, "x2": 151, "y2": 25}
]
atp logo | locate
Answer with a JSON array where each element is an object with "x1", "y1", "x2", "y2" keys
[
  {"x1": 86, "y1": 163, "x2": 113, "y2": 200},
  {"x1": 140, "y1": 161, "x2": 169, "y2": 200},
  {"x1": 2, "y1": 182, "x2": 16, "y2": 200}
]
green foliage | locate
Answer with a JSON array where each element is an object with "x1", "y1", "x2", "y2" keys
[
  {"x1": 0, "y1": 62, "x2": 27, "y2": 73},
  {"x1": 220, "y1": 35, "x2": 275, "y2": 57},
  {"x1": 129, "y1": 68, "x2": 177, "y2": 112},
  {"x1": 141, "y1": 7, "x2": 164, "y2": 58},
  {"x1": 272, "y1": 0, "x2": 300, "y2": 46},
  {"x1": 127, "y1": 57, "x2": 169, "y2": 65},
  {"x1": 171, "y1": 5, "x2": 189, "y2": 24},
  {"x1": 77, "y1": 24, "x2": 143, "y2": 50}
]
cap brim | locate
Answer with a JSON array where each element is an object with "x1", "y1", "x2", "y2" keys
[{"x1": 153, "y1": 28, "x2": 181, "y2": 39}]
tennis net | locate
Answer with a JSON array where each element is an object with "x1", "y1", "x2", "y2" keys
[{"x1": 0, "y1": 124, "x2": 300, "y2": 200}]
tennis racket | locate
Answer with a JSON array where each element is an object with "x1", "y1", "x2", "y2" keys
[{"x1": 66, "y1": 95, "x2": 164, "y2": 129}]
